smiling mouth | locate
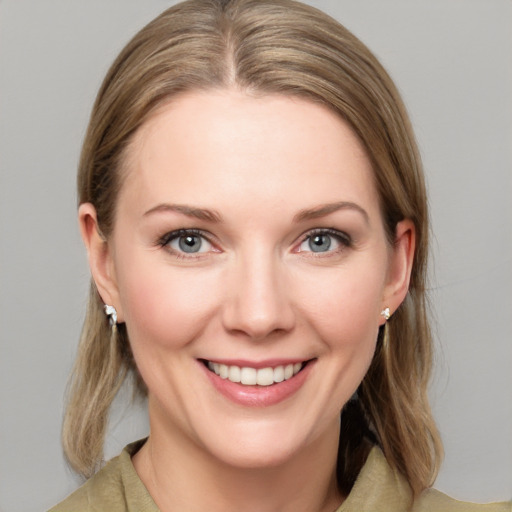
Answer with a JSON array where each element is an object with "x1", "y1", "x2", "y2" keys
[{"x1": 203, "y1": 360, "x2": 309, "y2": 386}]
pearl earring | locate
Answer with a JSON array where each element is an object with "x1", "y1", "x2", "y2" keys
[
  {"x1": 380, "y1": 307, "x2": 390, "y2": 321},
  {"x1": 104, "y1": 304, "x2": 118, "y2": 327}
]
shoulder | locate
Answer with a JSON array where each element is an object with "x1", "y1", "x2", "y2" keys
[
  {"x1": 414, "y1": 488, "x2": 512, "y2": 512},
  {"x1": 338, "y1": 447, "x2": 511, "y2": 512},
  {"x1": 48, "y1": 457, "x2": 125, "y2": 512},
  {"x1": 48, "y1": 439, "x2": 158, "y2": 512}
]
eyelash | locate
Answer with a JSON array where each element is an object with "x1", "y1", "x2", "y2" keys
[
  {"x1": 296, "y1": 228, "x2": 352, "y2": 256},
  {"x1": 157, "y1": 228, "x2": 215, "y2": 259},
  {"x1": 157, "y1": 227, "x2": 352, "y2": 258}
]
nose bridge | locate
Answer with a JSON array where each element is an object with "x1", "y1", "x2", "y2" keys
[{"x1": 223, "y1": 244, "x2": 294, "y2": 340}]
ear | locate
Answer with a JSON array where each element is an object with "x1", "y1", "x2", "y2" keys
[
  {"x1": 79, "y1": 203, "x2": 123, "y2": 322},
  {"x1": 380, "y1": 219, "x2": 416, "y2": 325}
]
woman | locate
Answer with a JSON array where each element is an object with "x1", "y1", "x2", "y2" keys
[{"x1": 50, "y1": 0, "x2": 510, "y2": 510}]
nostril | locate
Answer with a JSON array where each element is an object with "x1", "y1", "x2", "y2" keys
[
  {"x1": 221, "y1": 302, "x2": 296, "y2": 342},
  {"x1": 220, "y1": 263, "x2": 295, "y2": 340}
]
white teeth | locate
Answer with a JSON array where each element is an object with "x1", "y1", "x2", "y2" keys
[
  {"x1": 273, "y1": 365, "x2": 285, "y2": 383},
  {"x1": 256, "y1": 367, "x2": 274, "y2": 386},
  {"x1": 228, "y1": 365, "x2": 241, "y2": 383},
  {"x1": 240, "y1": 367, "x2": 257, "y2": 385},
  {"x1": 207, "y1": 361, "x2": 304, "y2": 386}
]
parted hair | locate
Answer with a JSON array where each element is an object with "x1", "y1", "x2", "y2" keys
[{"x1": 63, "y1": 0, "x2": 442, "y2": 497}]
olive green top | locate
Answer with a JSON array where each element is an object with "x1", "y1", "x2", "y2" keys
[{"x1": 50, "y1": 440, "x2": 511, "y2": 512}]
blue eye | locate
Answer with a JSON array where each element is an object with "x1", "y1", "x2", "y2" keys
[
  {"x1": 298, "y1": 229, "x2": 350, "y2": 254},
  {"x1": 175, "y1": 234, "x2": 203, "y2": 253},
  {"x1": 308, "y1": 233, "x2": 332, "y2": 252},
  {"x1": 161, "y1": 229, "x2": 213, "y2": 255}
]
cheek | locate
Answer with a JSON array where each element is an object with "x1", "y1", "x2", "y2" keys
[
  {"x1": 116, "y1": 253, "x2": 219, "y2": 352},
  {"x1": 293, "y1": 260, "x2": 386, "y2": 345}
]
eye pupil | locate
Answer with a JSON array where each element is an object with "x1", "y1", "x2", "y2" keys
[
  {"x1": 309, "y1": 234, "x2": 331, "y2": 252},
  {"x1": 179, "y1": 235, "x2": 201, "y2": 253}
]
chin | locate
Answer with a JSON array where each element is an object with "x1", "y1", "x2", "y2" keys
[
  {"x1": 209, "y1": 438, "x2": 299, "y2": 470},
  {"x1": 193, "y1": 415, "x2": 327, "y2": 470}
]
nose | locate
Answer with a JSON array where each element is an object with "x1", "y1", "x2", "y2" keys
[{"x1": 221, "y1": 251, "x2": 296, "y2": 341}]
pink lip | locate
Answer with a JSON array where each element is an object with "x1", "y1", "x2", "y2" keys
[
  {"x1": 198, "y1": 359, "x2": 315, "y2": 407},
  {"x1": 204, "y1": 358, "x2": 306, "y2": 369}
]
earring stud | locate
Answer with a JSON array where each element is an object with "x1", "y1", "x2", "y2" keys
[
  {"x1": 104, "y1": 304, "x2": 118, "y2": 326},
  {"x1": 380, "y1": 307, "x2": 390, "y2": 321}
]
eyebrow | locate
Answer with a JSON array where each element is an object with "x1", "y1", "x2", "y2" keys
[
  {"x1": 293, "y1": 201, "x2": 369, "y2": 224},
  {"x1": 143, "y1": 201, "x2": 369, "y2": 225},
  {"x1": 143, "y1": 203, "x2": 222, "y2": 222}
]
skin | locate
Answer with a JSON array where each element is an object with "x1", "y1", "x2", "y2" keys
[{"x1": 80, "y1": 89, "x2": 415, "y2": 512}]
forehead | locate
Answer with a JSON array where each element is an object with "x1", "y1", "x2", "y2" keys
[{"x1": 119, "y1": 89, "x2": 379, "y2": 218}]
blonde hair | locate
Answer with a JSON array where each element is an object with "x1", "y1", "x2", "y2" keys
[{"x1": 64, "y1": 0, "x2": 442, "y2": 496}]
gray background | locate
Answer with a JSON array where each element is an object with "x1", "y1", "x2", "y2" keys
[{"x1": 0, "y1": 1, "x2": 510, "y2": 510}]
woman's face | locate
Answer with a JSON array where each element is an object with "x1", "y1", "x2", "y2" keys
[{"x1": 84, "y1": 90, "x2": 413, "y2": 468}]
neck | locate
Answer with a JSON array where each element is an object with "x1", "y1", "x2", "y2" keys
[{"x1": 133, "y1": 411, "x2": 343, "y2": 512}]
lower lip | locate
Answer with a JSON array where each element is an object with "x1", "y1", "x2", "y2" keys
[{"x1": 200, "y1": 360, "x2": 315, "y2": 407}]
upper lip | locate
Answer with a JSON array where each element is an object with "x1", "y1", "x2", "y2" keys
[{"x1": 200, "y1": 358, "x2": 313, "y2": 369}]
